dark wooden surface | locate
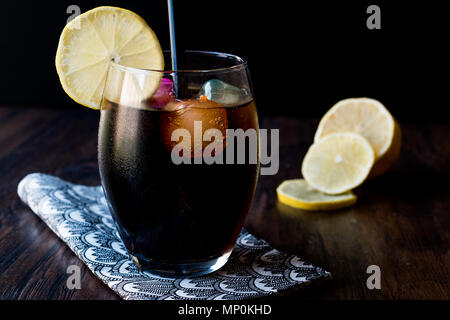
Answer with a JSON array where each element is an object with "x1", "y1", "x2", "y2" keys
[{"x1": 0, "y1": 106, "x2": 448, "y2": 300}]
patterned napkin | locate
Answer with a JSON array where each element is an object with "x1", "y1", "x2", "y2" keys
[{"x1": 17, "y1": 173, "x2": 330, "y2": 300}]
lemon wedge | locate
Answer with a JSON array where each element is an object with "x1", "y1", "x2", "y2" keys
[
  {"x1": 302, "y1": 132, "x2": 375, "y2": 194},
  {"x1": 277, "y1": 179, "x2": 357, "y2": 211},
  {"x1": 314, "y1": 98, "x2": 401, "y2": 177},
  {"x1": 55, "y1": 6, "x2": 164, "y2": 109}
]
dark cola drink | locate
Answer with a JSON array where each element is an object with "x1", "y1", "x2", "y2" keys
[{"x1": 98, "y1": 95, "x2": 259, "y2": 276}]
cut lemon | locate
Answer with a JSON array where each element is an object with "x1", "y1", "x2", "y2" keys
[
  {"x1": 302, "y1": 132, "x2": 375, "y2": 194},
  {"x1": 277, "y1": 179, "x2": 357, "y2": 211},
  {"x1": 314, "y1": 98, "x2": 401, "y2": 177},
  {"x1": 55, "y1": 6, "x2": 164, "y2": 109}
]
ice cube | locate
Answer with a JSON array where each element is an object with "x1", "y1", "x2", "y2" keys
[
  {"x1": 160, "y1": 99, "x2": 228, "y2": 158},
  {"x1": 148, "y1": 78, "x2": 174, "y2": 108},
  {"x1": 198, "y1": 79, "x2": 244, "y2": 106}
]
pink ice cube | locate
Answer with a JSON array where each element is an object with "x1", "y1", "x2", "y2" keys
[{"x1": 149, "y1": 78, "x2": 174, "y2": 108}]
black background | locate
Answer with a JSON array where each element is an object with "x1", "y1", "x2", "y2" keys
[{"x1": 0, "y1": 0, "x2": 448, "y2": 122}]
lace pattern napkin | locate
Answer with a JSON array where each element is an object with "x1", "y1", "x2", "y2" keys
[{"x1": 17, "y1": 173, "x2": 330, "y2": 300}]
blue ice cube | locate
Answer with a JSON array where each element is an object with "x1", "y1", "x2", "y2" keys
[{"x1": 199, "y1": 79, "x2": 244, "y2": 106}]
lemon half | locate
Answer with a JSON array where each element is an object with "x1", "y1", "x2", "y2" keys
[
  {"x1": 314, "y1": 98, "x2": 401, "y2": 177},
  {"x1": 302, "y1": 132, "x2": 375, "y2": 194},
  {"x1": 55, "y1": 6, "x2": 164, "y2": 109}
]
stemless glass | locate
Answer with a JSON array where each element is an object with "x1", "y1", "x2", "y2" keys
[{"x1": 98, "y1": 51, "x2": 259, "y2": 277}]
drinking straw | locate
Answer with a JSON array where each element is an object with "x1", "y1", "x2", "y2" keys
[{"x1": 167, "y1": 0, "x2": 178, "y2": 96}]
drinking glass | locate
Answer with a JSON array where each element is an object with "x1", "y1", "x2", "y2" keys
[{"x1": 98, "y1": 51, "x2": 259, "y2": 277}]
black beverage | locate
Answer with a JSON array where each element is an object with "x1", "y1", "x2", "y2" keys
[{"x1": 98, "y1": 97, "x2": 259, "y2": 271}]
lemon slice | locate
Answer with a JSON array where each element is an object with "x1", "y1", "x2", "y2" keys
[
  {"x1": 314, "y1": 98, "x2": 401, "y2": 177},
  {"x1": 55, "y1": 6, "x2": 164, "y2": 109},
  {"x1": 277, "y1": 179, "x2": 357, "y2": 211},
  {"x1": 302, "y1": 132, "x2": 375, "y2": 194}
]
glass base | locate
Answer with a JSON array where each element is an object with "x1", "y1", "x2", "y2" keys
[{"x1": 129, "y1": 250, "x2": 233, "y2": 278}]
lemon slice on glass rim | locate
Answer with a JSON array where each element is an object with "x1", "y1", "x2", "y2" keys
[{"x1": 55, "y1": 6, "x2": 164, "y2": 109}]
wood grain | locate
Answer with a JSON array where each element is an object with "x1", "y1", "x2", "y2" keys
[{"x1": 0, "y1": 106, "x2": 448, "y2": 299}]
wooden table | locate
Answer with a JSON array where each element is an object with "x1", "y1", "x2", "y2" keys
[{"x1": 0, "y1": 106, "x2": 448, "y2": 300}]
